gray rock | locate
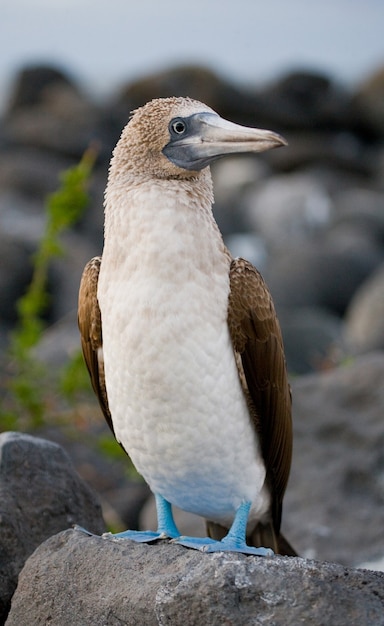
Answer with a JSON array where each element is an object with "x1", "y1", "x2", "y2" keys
[
  {"x1": 344, "y1": 263, "x2": 384, "y2": 353},
  {"x1": 284, "y1": 352, "x2": 384, "y2": 566},
  {"x1": 0, "y1": 190, "x2": 47, "y2": 243},
  {"x1": 225, "y1": 232, "x2": 267, "y2": 272},
  {"x1": 262, "y1": 70, "x2": 352, "y2": 130},
  {"x1": 4, "y1": 67, "x2": 101, "y2": 158},
  {"x1": 265, "y1": 238, "x2": 382, "y2": 316},
  {"x1": 0, "y1": 432, "x2": 105, "y2": 623},
  {"x1": 5, "y1": 65, "x2": 78, "y2": 112},
  {"x1": 48, "y1": 231, "x2": 99, "y2": 322},
  {"x1": 352, "y1": 65, "x2": 384, "y2": 136},
  {"x1": 113, "y1": 64, "x2": 259, "y2": 128},
  {"x1": 0, "y1": 147, "x2": 72, "y2": 200},
  {"x1": 0, "y1": 232, "x2": 34, "y2": 326},
  {"x1": 330, "y1": 187, "x2": 384, "y2": 250},
  {"x1": 32, "y1": 310, "x2": 81, "y2": 368},
  {"x1": 6, "y1": 529, "x2": 384, "y2": 626},
  {"x1": 278, "y1": 306, "x2": 344, "y2": 374},
  {"x1": 244, "y1": 172, "x2": 331, "y2": 246},
  {"x1": 267, "y1": 130, "x2": 375, "y2": 175}
]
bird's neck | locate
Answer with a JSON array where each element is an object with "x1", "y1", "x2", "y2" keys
[{"x1": 102, "y1": 170, "x2": 228, "y2": 275}]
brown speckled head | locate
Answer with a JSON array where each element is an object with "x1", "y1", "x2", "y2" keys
[
  {"x1": 109, "y1": 96, "x2": 286, "y2": 184},
  {"x1": 111, "y1": 97, "x2": 216, "y2": 181}
]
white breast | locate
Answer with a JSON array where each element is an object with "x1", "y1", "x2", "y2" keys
[{"x1": 98, "y1": 180, "x2": 269, "y2": 527}]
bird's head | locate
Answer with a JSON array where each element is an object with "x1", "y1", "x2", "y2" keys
[{"x1": 113, "y1": 96, "x2": 287, "y2": 181}]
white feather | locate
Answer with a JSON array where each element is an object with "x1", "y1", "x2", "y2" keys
[{"x1": 98, "y1": 179, "x2": 269, "y2": 528}]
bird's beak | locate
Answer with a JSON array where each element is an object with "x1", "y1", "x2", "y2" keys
[{"x1": 163, "y1": 112, "x2": 287, "y2": 171}]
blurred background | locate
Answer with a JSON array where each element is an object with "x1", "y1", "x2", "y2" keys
[
  {"x1": 0, "y1": 0, "x2": 384, "y2": 573},
  {"x1": 1, "y1": 0, "x2": 384, "y2": 106},
  {"x1": 0, "y1": 0, "x2": 384, "y2": 103}
]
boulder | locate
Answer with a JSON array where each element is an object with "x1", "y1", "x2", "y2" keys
[
  {"x1": 5, "y1": 530, "x2": 384, "y2": 626},
  {"x1": 265, "y1": 238, "x2": 382, "y2": 316},
  {"x1": 5, "y1": 65, "x2": 78, "y2": 112},
  {"x1": 285, "y1": 352, "x2": 384, "y2": 566},
  {"x1": 0, "y1": 432, "x2": 105, "y2": 623},
  {"x1": 352, "y1": 65, "x2": 384, "y2": 137},
  {"x1": 4, "y1": 65, "x2": 102, "y2": 158},
  {"x1": 0, "y1": 232, "x2": 34, "y2": 326},
  {"x1": 344, "y1": 263, "x2": 384, "y2": 353},
  {"x1": 112, "y1": 64, "x2": 259, "y2": 128},
  {"x1": 244, "y1": 172, "x2": 331, "y2": 246},
  {"x1": 0, "y1": 147, "x2": 73, "y2": 200},
  {"x1": 261, "y1": 69, "x2": 352, "y2": 130},
  {"x1": 278, "y1": 306, "x2": 344, "y2": 374}
]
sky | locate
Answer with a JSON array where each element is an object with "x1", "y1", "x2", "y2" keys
[{"x1": 1, "y1": 0, "x2": 384, "y2": 107}]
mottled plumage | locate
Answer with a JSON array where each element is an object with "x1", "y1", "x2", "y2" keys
[{"x1": 78, "y1": 97, "x2": 295, "y2": 556}]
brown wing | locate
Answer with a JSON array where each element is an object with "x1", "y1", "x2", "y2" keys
[
  {"x1": 78, "y1": 256, "x2": 113, "y2": 434},
  {"x1": 228, "y1": 257, "x2": 292, "y2": 535}
]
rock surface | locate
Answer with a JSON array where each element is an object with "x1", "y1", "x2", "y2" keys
[
  {"x1": 344, "y1": 263, "x2": 384, "y2": 353},
  {"x1": 0, "y1": 432, "x2": 105, "y2": 623},
  {"x1": 6, "y1": 529, "x2": 384, "y2": 626},
  {"x1": 284, "y1": 351, "x2": 384, "y2": 567}
]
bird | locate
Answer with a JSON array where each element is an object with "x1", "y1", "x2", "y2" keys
[{"x1": 78, "y1": 96, "x2": 296, "y2": 557}]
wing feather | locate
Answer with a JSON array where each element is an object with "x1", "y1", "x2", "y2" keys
[
  {"x1": 228, "y1": 257, "x2": 292, "y2": 534},
  {"x1": 78, "y1": 256, "x2": 113, "y2": 433}
]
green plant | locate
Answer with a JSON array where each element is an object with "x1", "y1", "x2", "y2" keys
[{"x1": 2, "y1": 147, "x2": 97, "y2": 428}]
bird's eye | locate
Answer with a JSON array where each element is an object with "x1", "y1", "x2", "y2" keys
[{"x1": 170, "y1": 119, "x2": 186, "y2": 135}]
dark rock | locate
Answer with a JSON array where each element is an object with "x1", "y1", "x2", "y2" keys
[
  {"x1": 115, "y1": 64, "x2": 229, "y2": 109},
  {"x1": 261, "y1": 69, "x2": 352, "y2": 130},
  {"x1": 211, "y1": 156, "x2": 270, "y2": 237},
  {"x1": 73, "y1": 167, "x2": 106, "y2": 248},
  {"x1": 0, "y1": 233, "x2": 34, "y2": 326},
  {"x1": 344, "y1": 263, "x2": 384, "y2": 353},
  {"x1": 0, "y1": 147, "x2": 73, "y2": 200},
  {"x1": 0, "y1": 432, "x2": 105, "y2": 623},
  {"x1": 266, "y1": 238, "x2": 382, "y2": 316},
  {"x1": 285, "y1": 352, "x2": 384, "y2": 566},
  {"x1": 278, "y1": 306, "x2": 344, "y2": 374},
  {"x1": 0, "y1": 220, "x2": 98, "y2": 333},
  {"x1": 6, "y1": 530, "x2": 384, "y2": 626},
  {"x1": 351, "y1": 65, "x2": 384, "y2": 137},
  {"x1": 48, "y1": 231, "x2": 99, "y2": 322},
  {"x1": 32, "y1": 310, "x2": 81, "y2": 368},
  {"x1": 4, "y1": 66, "x2": 102, "y2": 158},
  {"x1": 268, "y1": 130, "x2": 377, "y2": 176},
  {"x1": 331, "y1": 187, "x2": 384, "y2": 249},
  {"x1": 6, "y1": 65, "x2": 78, "y2": 112},
  {"x1": 0, "y1": 189, "x2": 46, "y2": 245},
  {"x1": 244, "y1": 172, "x2": 331, "y2": 246},
  {"x1": 112, "y1": 64, "x2": 257, "y2": 127}
]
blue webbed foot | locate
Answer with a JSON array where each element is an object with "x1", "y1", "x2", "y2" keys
[
  {"x1": 174, "y1": 501, "x2": 274, "y2": 557},
  {"x1": 103, "y1": 529, "x2": 175, "y2": 543},
  {"x1": 76, "y1": 494, "x2": 181, "y2": 544},
  {"x1": 73, "y1": 525, "x2": 177, "y2": 543},
  {"x1": 173, "y1": 535, "x2": 273, "y2": 556}
]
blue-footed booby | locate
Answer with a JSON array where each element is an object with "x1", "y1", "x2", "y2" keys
[{"x1": 78, "y1": 97, "x2": 295, "y2": 556}]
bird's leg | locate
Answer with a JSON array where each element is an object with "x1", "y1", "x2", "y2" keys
[
  {"x1": 74, "y1": 494, "x2": 181, "y2": 543},
  {"x1": 173, "y1": 501, "x2": 274, "y2": 556},
  {"x1": 103, "y1": 493, "x2": 181, "y2": 543}
]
